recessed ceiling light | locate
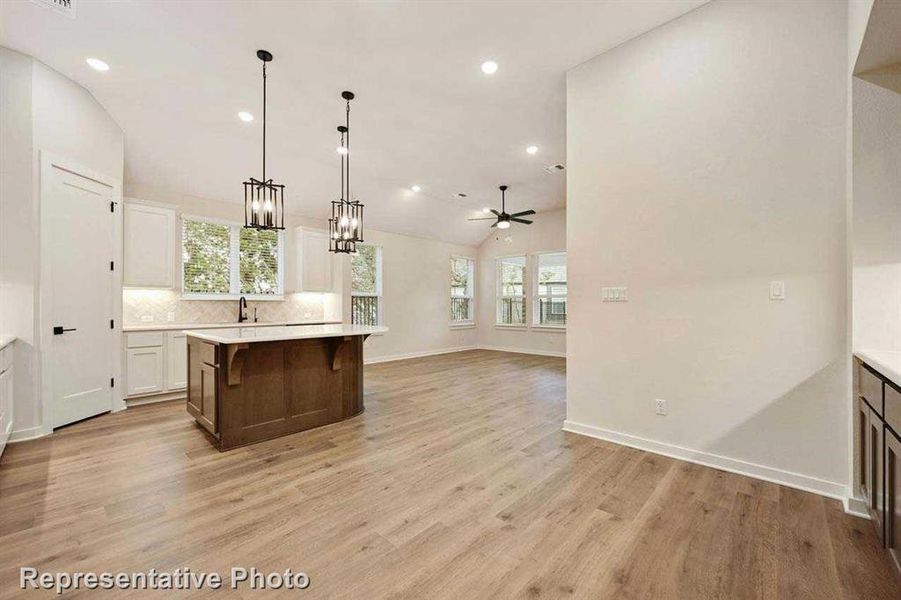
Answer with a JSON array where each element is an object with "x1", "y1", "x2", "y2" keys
[
  {"x1": 480, "y1": 60, "x2": 498, "y2": 75},
  {"x1": 238, "y1": 111, "x2": 254, "y2": 122},
  {"x1": 482, "y1": 207, "x2": 491, "y2": 214},
  {"x1": 410, "y1": 185, "x2": 421, "y2": 193},
  {"x1": 526, "y1": 145, "x2": 539, "y2": 155},
  {"x1": 86, "y1": 57, "x2": 110, "y2": 72}
]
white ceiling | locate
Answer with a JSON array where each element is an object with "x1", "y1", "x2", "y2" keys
[{"x1": 2, "y1": 0, "x2": 704, "y2": 246}]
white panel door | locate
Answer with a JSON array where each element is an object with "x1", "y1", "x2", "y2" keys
[
  {"x1": 45, "y1": 163, "x2": 115, "y2": 428},
  {"x1": 126, "y1": 347, "x2": 164, "y2": 396},
  {"x1": 165, "y1": 332, "x2": 187, "y2": 390},
  {"x1": 123, "y1": 203, "x2": 175, "y2": 288}
]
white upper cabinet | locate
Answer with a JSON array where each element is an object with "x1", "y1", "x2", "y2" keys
[
  {"x1": 124, "y1": 201, "x2": 176, "y2": 288},
  {"x1": 295, "y1": 227, "x2": 335, "y2": 292}
]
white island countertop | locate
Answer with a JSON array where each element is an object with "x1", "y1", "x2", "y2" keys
[
  {"x1": 854, "y1": 349, "x2": 901, "y2": 389},
  {"x1": 185, "y1": 323, "x2": 388, "y2": 344}
]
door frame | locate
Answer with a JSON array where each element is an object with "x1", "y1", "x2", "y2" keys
[{"x1": 39, "y1": 151, "x2": 124, "y2": 435}]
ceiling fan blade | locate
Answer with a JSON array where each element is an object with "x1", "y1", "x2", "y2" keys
[
  {"x1": 467, "y1": 217, "x2": 496, "y2": 221},
  {"x1": 510, "y1": 218, "x2": 533, "y2": 224},
  {"x1": 510, "y1": 209, "x2": 536, "y2": 217},
  {"x1": 490, "y1": 209, "x2": 501, "y2": 217},
  {"x1": 490, "y1": 221, "x2": 498, "y2": 228}
]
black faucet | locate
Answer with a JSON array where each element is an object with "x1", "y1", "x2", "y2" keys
[{"x1": 238, "y1": 296, "x2": 248, "y2": 323}]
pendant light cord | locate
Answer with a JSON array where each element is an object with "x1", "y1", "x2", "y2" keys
[
  {"x1": 262, "y1": 60, "x2": 267, "y2": 183},
  {"x1": 346, "y1": 100, "x2": 351, "y2": 201}
]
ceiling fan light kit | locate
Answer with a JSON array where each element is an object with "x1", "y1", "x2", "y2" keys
[
  {"x1": 243, "y1": 50, "x2": 286, "y2": 231},
  {"x1": 468, "y1": 185, "x2": 536, "y2": 229}
]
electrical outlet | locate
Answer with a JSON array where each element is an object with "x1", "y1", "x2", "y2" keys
[
  {"x1": 655, "y1": 399, "x2": 667, "y2": 416},
  {"x1": 602, "y1": 286, "x2": 628, "y2": 302},
  {"x1": 769, "y1": 280, "x2": 785, "y2": 301},
  {"x1": 167, "y1": 312, "x2": 176, "y2": 322}
]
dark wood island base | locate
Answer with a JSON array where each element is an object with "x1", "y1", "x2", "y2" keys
[{"x1": 185, "y1": 325, "x2": 384, "y2": 450}]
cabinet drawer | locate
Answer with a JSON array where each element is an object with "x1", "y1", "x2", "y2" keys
[
  {"x1": 0, "y1": 344, "x2": 11, "y2": 374},
  {"x1": 886, "y1": 383, "x2": 901, "y2": 435},
  {"x1": 195, "y1": 341, "x2": 218, "y2": 367},
  {"x1": 860, "y1": 363, "x2": 884, "y2": 416},
  {"x1": 126, "y1": 331, "x2": 164, "y2": 349}
]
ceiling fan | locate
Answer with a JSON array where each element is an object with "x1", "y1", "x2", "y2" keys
[{"x1": 468, "y1": 185, "x2": 535, "y2": 229}]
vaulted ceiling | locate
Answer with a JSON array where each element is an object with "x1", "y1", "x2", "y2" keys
[{"x1": 1, "y1": 0, "x2": 704, "y2": 246}]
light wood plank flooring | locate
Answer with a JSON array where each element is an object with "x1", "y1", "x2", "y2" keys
[{"x1": 0, "y1": 350, "x2": 898, "y2": 599}]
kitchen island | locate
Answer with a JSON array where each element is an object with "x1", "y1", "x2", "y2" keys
[{"x1": 184, "y1": 324, "x2": 387, "y2": 450}]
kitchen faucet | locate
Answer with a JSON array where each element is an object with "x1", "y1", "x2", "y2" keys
[{"x1": 238, "y1": 296, "x2": 248, "y2": 323}]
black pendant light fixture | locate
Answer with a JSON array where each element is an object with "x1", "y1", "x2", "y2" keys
[
  {"x1": 329, "y1": 91, "x2": 364, "y2": 253},
  {"x1": 243, "y1": 49, "x2": 285, "y2": 231}
]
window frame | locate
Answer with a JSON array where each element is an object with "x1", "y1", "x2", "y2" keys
[
  {"x1": 532, "y1": 251, "x2": 567, "y2": 330},
  {"x1": 495, "y1": 254, "x2": 528, "y2": 328},
  {"x1": 350, "y1": 243, "x2": 383, "y2": 326},
  {"x1": 180, "y1": 214, "x2": 285, "y2": 301},
  {"x1": 449, "y1": 255, "x2": 476, "y2": 327}
]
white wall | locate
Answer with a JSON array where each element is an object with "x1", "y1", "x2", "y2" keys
[
  {"x1": 565, "y1": 1, "x2": 850, "y2": 497},
  {"x1": 476, "y1": 208, "x2": 566, "y2": 357},
  {"x1": 0, "y1": 48, "x2": 125, "y2": 437},
  {"x1": 342, "y1": 229, "x2": 478, "y2": 363}
]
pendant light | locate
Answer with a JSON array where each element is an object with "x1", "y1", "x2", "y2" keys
[
  {"x1": 329, "y1": 91, "x2": 364, "y2": 253},
  {"x1": 243, "y1": 50, "x2": 285, "y2": 231}
]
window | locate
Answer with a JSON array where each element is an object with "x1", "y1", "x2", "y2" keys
[
  {"x1": 497, "y1": 255, "x2": 526, "y2": 326},
  {"x1": 182, "y1": 216, "x2": 284, "y2": 299},
  {"x1": 534, "y1": 252, "x2": 567, "y2": 327},
  {"x1": 450, "y1": 256, "x2": 475, "y2": 324},
  {"x1": 351, "y1": 244, "x2": 382, "y2": 325}
]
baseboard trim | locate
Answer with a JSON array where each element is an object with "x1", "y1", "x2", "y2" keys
[
  {"x1": 842, "y1": 495, "x2": 870, "y2": 519},
  {"x1": 477, "y1": 345, "x2": 565, "y2": 358},
  {"x1": 8, "y1": 425, "x2": 48, "y2": 444},
  {"x1": 563, "y1": 419, "x2": 849, "y2": 502},
  {"x1": 125, "y1": 391, "x2": 186, "y2": 407},
  {"x1": 364, "y1": 346, "x2": 478, "y2": 365}
]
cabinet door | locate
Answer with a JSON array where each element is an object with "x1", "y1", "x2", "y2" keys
[
  {"x1": 296, "y1": 228, "x2": 333, "y2": 292},
  {"x1": 0, "y1": 367, "x2": 12, "y2": 456},
  {"x1": 166, "y1": 332, "x2": 187, "y2": 390},
  {"x1": 199, "y1": 363, "x2": 217, "y2": 434},
  {"x1": 859, "y1": 397, "x2": 871, "y2": 501},
  {"x1": 126, "y1": 347, "x2": 164, "y2": 396},
  {"x1": 124, "y1": 203, "x2": 175, "y2": 288},
  {"x1": 869, "y1": 406, "x2": 884, "y2": 541},
  {"x1": 887, "y1": 432, "x2": 901, "y2": 574}
]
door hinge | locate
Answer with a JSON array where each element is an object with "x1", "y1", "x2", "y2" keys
[
  {"x1": 110, "y1": 201, "x2": 115, "y2": 213},
  {"x1": 110, "y1": 261, "x2": 114, "y2": 271},
  {"x1": 110, "y1": 319, "x2": 114, "y2": 329},
  {"x1": 110, "y1": 377, "x2": 115, "y2": 388}
]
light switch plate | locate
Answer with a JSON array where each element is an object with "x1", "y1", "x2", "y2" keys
[
  {"x1": 602, "y1": 286, "x2": 628, "y2": 302},
  {"x1": 769, "y1": 280, "x2": 785, "y2": 301}
]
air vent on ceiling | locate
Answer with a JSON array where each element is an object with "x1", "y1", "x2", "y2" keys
[
  {"x1": 543, "y1": 163, "x2": 566, "y2": 174},
  {"x1": 30, "y1": 0, "x2": 76, "y2": 18}
]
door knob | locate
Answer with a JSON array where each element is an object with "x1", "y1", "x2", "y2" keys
[{"x1": 53, "y1": 326, "x2": 77, "y2": 335}]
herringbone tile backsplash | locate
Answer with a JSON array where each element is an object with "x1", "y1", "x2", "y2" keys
[{"x1": 123, "y1": 290, "x2": 340, "y2": 326}]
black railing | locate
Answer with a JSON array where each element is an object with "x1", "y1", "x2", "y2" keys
[
  {"x1": 450, "y1": 297, "x2": 471, "y2": 322},
  {"x1": 538, "y1": 297, "x2": 567, "y2": 325},
  {"x1": 497, "y1": 298, "x2": 525, "y2": 325},
  {"x1": 352, "y1": 295, "x2": 379, "y2": 326}
]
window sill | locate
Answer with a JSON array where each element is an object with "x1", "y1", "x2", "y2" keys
[
  {"x1": 181, "y1": 294, "x2": 285, "y2": 302},
  {"x1": 494, "y1": 324, "x2": 528, "y2": 330},
  {"x1": 449, "y1": 322, "x2": 476, "y2": 330},
  {"x1": 532, "y1": 325, "x2": 567, "y2": 332}
]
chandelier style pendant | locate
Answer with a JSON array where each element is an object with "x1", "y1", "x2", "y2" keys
[
  {"x1": 329, "y1": 91, "x2": 364, "y2": 253},
  {"x1": 244, "y1": 50, "x2": 285, "y2": 231}
]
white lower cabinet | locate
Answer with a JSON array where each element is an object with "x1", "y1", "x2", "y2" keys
[
  {"x1": 126, "y1": 347, "x2": 164, "y2": 396},
  {"x1": 125, "y1": 331, "x2": 186, "y2": 398},
  {"x1": 0, "y1": 344, "x2": 13, "y2": 459},
  {"x1": 166, "y1": 332, "x2": 187, "y2": 390}
]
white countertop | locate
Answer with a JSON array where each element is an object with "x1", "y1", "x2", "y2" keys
[
  {"x1": 123, "y1": 320, "x2": 340, "y2": 332},
  {"x1": 855, "y1": 349, "x2": 901, "y2": 389},
  {"x1": 185, "y1": 324, "x2": 388, "y2": 344},
  {"x1": 0, "y1": 335, "x2": 14, "y2": 351}
]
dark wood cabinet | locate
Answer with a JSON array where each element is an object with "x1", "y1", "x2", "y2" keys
[
  {"x1": 869, "y1": 404, "x2": 884, "y2": 540},
  {"x1": 187, "y1": 339, "x2": 219, "y2": 437},
  {"x1": 887, "y1": 430, "x2": 901, "y2": 574},
  {"x1": 859, "y1": 396, "x2": 871, "y2": 502}
]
